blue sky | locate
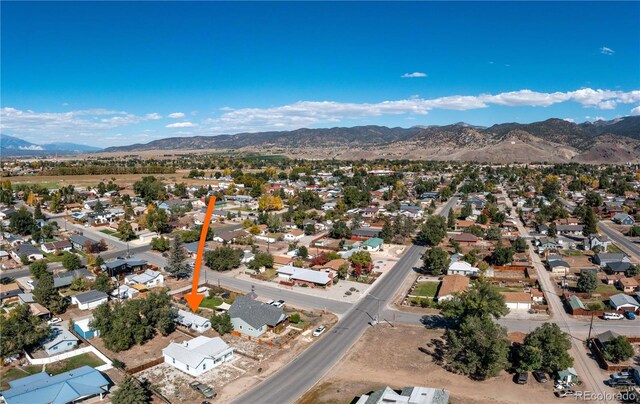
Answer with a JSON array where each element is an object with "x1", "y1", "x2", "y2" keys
[{"x1": 2, "y1": 1, "x2": 639, "y2": 147}]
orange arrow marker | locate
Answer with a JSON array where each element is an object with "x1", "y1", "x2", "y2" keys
[{"x1": 184, "y1": 195, "x2": 216, "y2": 311}]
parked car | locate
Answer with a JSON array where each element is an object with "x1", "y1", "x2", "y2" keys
[
  {"x1": 516, "y1": 371, "x2": 529, "y2": 384},
  {"x1": 603, "y1": 312, "x2": 624, "y2": 320},
  {"x1": 611, "y1": 371, "x2": 631, "y2": 379},
  {"x1": 555, "y1": 391, "x2": 568, "y2": 398},
  {"x1": 272, "y1": 300, "x2": 285, "y2": 308},
  {"x1": 190, "y1": 382, "x2": 216, "y2": 399},
  {"x1": 607, "y1": 379, "x2": 636, "y2": 387},
  {"x1": 47, "y1": 317, "x2": 62, "y2": 325},
  {"x1": 0, "y1": 277, "x2": 12, "y2": 285},
  {"x1": 266, "y1": 300, "x2": 275, "y2": 305},
  {"x1": 623, "y1": 311, "x2": 636, "y2": 320},
  {"x1": 312, "y1": 326, "x2": 326, "y2": 337},
  {"x1": 532, "y1": 370, "x2": 548, "y2": 383}
]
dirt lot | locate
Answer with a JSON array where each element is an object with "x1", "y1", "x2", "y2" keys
[{"x1": 298, "y1": 324, "x2": 559, "y2": 404}]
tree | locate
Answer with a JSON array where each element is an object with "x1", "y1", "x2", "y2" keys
[
  {"x1": 150, "y1": 236, "x2": 170, "y2": 252},
  {"x1": 258, "y1": 195, "x2": 283, "y2": 211},
  {"x1": 445, "y1": 316, "x2": 510, "y2": 380},
  {"x1": 95, "y1": 255, "x2": 105, "y2": 268},
  {"x1": 210, "y1": 313, "x2": 233, "y2": 335},
  {"x1": 513, "y1": 344, "x2": 543, "y2": 372},
  {"x1": 447, "y1": 208, "x2": 456, "y2": 229},
  {"x1": 303, "y1": 223, "x2": 315, "y2": 235},
  {"x1": 49, "y1": 192, "x2": 62, "y2": 213},
  {"x1": 164, "y1": 237, "x2": 189, "y2": 277},
  {"x1": 476, "y1": 213, "x2": 489, "y2": 225},
  {"x1": 9, "y1": 206, "x2": 35, "y2": 235},
  {"x1": 117, "y1": 220, "x2": 135, "y2": 241},
  {"x1": 548, "y1": 222, "x2": 557, "y2": 238},
  {"x1": 492, "y1": 241, "x2": 514, "y2": 266},
  {"x1": 297, "y1": 246, "x2": 309, "y2": 259},
  {"x1": 110, "y1": 375, "x2": 151, "y2": 404},
  {"x1": 512, "y1": 237, "x2": 528, "y2": 253},
  {"x1": 484, "y1": 226, "x2": 502, "y2": 240},
  {"x1": 576, "y1": 270, "x2": 597, "y2": 295},
  {"x1": 33, "y1": 272, "x2": 67, "y2": 314},
  {"x1": 204, "y1": 247, "x2": 244, "y2": 271},
  {"x1": 62, "y1": 252, "x2": 81, "y2": 271},
  {"x1": 542, "y1": 175, "x2": 560, "y2": 200},
  {"x1": 583, "y1": 207, "x2": 598, "y2": 236},
  {"x1": 290, "y1": 313, "x2": 301, "y2": 323},
  {"x1": 602, "y1": 336, "x2": 634, "y2": 363},
  {"x1": 416, "y1": 215, "x2": 447, "y2": 246},
  {"x1": 33, "y1": 203, "x2": 44, "y2": 220},
  {"x1": 94, "y1": 272, "x2": 113, "y2": 293},
  {"x1": 29, "y1": 259, "x2": 48, "y2": 280},
  {"x1": 585, "y1": 191, "x2": 603, "y2": 207},
  {"x1": 523, "y1": 323, "x2": 573, "y2": 373},
  {"x1": 441, "y1": 279, "x2": 509, "y2": 322},
  {"x1": 0, "y1": 303, "x2": 50, "y2": 360},
  {"x1": 329, "y1": 220, "x2": 352, "y2": 239},
  {"x1": 460, "y1": 203, "x2": 472, "y2": 219},
  {"x1": 146, "y1": 207, "x2": 169, "y2": 233},
  {"x1": 349, "y1": 251, "x2": 372, "y2": 271},
  {"x1": 380, "y1": 218, "x2": 394, "y2": 243},
  {"x1": 627, "y1": 225, "x2": 640, "y2": 237},
  {"x1": 626, "y1": 264, "x2": 640, "y2": 277},
  {"x1": 247, "y1": 252, "x2": 274, "y2": 270},
  {"x1": 70, "y1": 276, "x2": 87, "y2": 291},
  {"x1": 422, "y1": 247, "x2": 450, "y2": 275}
]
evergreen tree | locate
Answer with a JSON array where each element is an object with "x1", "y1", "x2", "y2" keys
[
  {"x1": 110, "y1": 376, "x2": 151, "y2": 404},
  {"x1": 447, "y1": 208, "x2": 456, "y2": 229},
  {"x1": 210, "y1": 313, "x2": 233, "y2": 335},
  {"x1": 576, "y1": 270, "x2": 597, "y2": 295},
  {"x1": 33, "y1": 203, "x2": 44, "y2": 220},
  {"x1": 165, "y1": 238, "x2": 189, "y2": 277},
  {"x1": 33, "y1": 272, "x2": 67, "y2": 313},
  {"x1": 583, "y1": 207, "x2": 598, "y2": 236}
]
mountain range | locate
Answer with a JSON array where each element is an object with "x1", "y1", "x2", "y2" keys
[
  {"x1": 0, "y1": 135, "x2": 102, "y2": 156},
  {"x1": 102, "y1": 116, "x2": 640, "y2": 163}
]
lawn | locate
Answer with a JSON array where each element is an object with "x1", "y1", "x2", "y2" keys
[
  {"x1": 44, "y1": 252, "x2": 66, "y2": 263},
  {"x1": 561, "y1": 249, "x2": 584, "y2": 257},
  {"x1": 0, "y1": 366, "x2": 42, "y2": 390},
  {"x1": 595, "y1": 284, "x2": 619, "y2": 294},
  {"x1": 255, "y1": 268, "x2": 278, "y2": 281},
  {"x1": 99, "y1": 229, "x2": 117, "y2": 236},
  {"x1": 45, "y1": 352, "x2": 105, "y2": 375},
  {"x1": 607, "y1": 244, "x2": 624, "y2": 254},
  {"x1": 413, "y1": 282, "x2": 439, "y2": 297},
  {"x1": 200, "y1": 296, "x2": 223, "y2": 309}
]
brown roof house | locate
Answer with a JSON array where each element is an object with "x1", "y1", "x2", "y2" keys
[
  {"x1": 436, "y1": 275, "x2": 470, "y2": 301},
  {"x1": 502, "y1": 292, "x2": 533, "y2": 311}
]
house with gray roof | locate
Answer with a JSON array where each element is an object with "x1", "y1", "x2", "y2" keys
[
  {"x1": 175, "y1": 309, "x2": 211, "y2": 333},
  {"x1": 594, "y1": 253, "x2": 630, "y2": 267},
  {"x1": 277, "y1": 265, "x2": 334, "y2": 287},
  {"x1": 69, "y1": 234, "x2": 99, "y2": 251},
  {"x1": 71, "y1": 290, "x2": 108, "y2": 310},
  {"x1": 609, "y1": 293, "x2": 640, "y2": 312},
  {"x1": 42, "y1": 326, "x2": 79, "y2": 355},
  {"x1": 163, "y1": 336, "x2": 233, "y2": 377},
  {"x1": 228, "y1": 292, "x2": 288, "y2": 338},
  {"x1": 31, "y1": 269, "x2": 93, "y2": 290},
  {"x1": 101, "y1": 257, "x2": 147, "y2": 275},
  {"x1": 355, "y1": 386, "x2": 450, "y2": 404},
  {"x1": 10, "y1": 243, "x2": 44, "y2": 263}
]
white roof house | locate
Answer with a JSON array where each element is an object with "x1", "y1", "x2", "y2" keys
[
  {"x1": 276, "y1": 265, "x2": 333, "y2": 286},
  {"x1": 162, "y1": 336, "x2": 234, "y2": 377},
  {"x1": 447, "y1": 261, "x2": 479, "y2": 276},
  {"x1": 176, "y1": 309, "x2": 211, "y2": 333},
  {"x1": 124, "y1": 269, "x2": 164, "y2": 288}
]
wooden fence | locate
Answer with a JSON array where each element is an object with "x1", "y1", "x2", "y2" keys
[{"x1": 126, "y1": 357, "x2": 164, "y2": 374}]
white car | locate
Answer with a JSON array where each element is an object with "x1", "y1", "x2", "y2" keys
[
  {"x1": 272, "y1": 300, "x2": 285, "y2": 308},
  {"x1": 47, "y1": 317, "x2": 62, "y2": 325},
  {"x1": 266, "y1": 300, "x2": 275, "y2": 305},
  {"x1": 603, "y1": 312, "x2": 624, "y2": 320},
  {"x1": 312, "y1": 326, "x2": 326, "y2": 337}
]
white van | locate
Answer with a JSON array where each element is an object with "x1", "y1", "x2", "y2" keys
[{"x1": 603, "y1": 312, "x2": 624, "y2": 320}]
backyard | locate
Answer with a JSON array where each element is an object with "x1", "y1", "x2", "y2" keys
[
  {"x1": 0, "y1": 365, "x2": 42, "y2": 390},
  {"x1": 45, "y1": 352, "x2": 105, "y2": 375},
  {"x1": 412, "y1": 282, "x2": 439, "y2": 297}
]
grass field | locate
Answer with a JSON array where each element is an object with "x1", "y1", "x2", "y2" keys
[
  {"x1": 561, "y1": 249, "x2": 584, "y2": 256},
  {"x1": 0, "y1": 366, "x2": 42, "y2": 390},
  {"x1": 413, "y1": 282, "x2": 439, "y2": 297},
  {"x1": 100, "y1": 229, "x2": 117, "y2": 236},
  {"x1": 607, "y1": 244, "x2": 624, "y2": 254},
  {"x1": 200, "y1": 296, "x2": 223, "y2": 309},
  {"x1": 45, "y1": 352, "x2": 105, "y2": 375},
  {"x1": 595, "y1": 284, "x2": 619, "y2": 294}
]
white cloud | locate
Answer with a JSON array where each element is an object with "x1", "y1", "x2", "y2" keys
[
  {"x1": 168, "y1": 112, "x2": 185, "y2": 119},
  {"x1": 401, "y1": 72, "x2": 427, "y2": 78},
  {"x1": 166, "y1": 121, "x2": 196, "y2": 128},
  {"x1": 631, "y1": 106, "x2": 640, "y2": 116},
  {"x1": 145, "y1": 113, "x2": 162, "y2": 120},
  {"x1": 600, "y1": 46, "x2": 615, "y2": 55},
  {"x1": 586, "y1": 115, "x2": 606, "y2": 122},
  {"x1": 563, "y1": 118, "x2": 575, "y2": 123}
]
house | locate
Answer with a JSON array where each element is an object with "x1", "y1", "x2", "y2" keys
[
  {"x1": 419, "y1": 192, "x2": 440, "y2": 200},
  {"x1": 502, "y1": 292, "x2": 533, "y2": 311},
  {"x1": 548, "y1": 259, "x2": 571, "y2": 276},
  {"x1": 584, "y1": 234, "x2": 610, "y2": 252},
  {"x1": 101, "y1": 257, "x2": 147, "y2": 275},
  {"x1": 0, "y1": 366, "x2": 110, "y2": 404},
  {"x1": 605, "y1": 261, "x2": 632, "y2": 275},
  {"x1": 42, "y1": 326, "x2": 79, "y2": 355},
  {"x1": 163, "y1": 336, "x2": 234, "y2": 377},
  {"x1": 556, "y1": 224, "x2": 584, "y2": 236},
  {"x1": 110, "y1": 284, "x2": 139, "y2": 300},
  {"x1": 352, "y1": 227, "x2": 382, "y2": 239},
  {"x1": 283, "y1": 229, "x2": 304, "y2": 242},
  {"x1": 557, "y1": 368, "x2": 579, "y2": 384},
  {"x1": 229, "y1": 292, "x2": 288, "y2": 338},
  {"x1": 277, "y1": 265, "x2": 334, "y2": 287},
  {"x1": 11, "y1": 243, "x2": 44, "y2": 263},
  {"x1": 355, "y1": 386, "x2": 450, "y2": 404},
  {"x1": 40, "y1": 240, "x2": 73, "y2": 254},
  {"x1": 612, "y1": 212, "x2": 635, "y2": 225},
  {"x1": 361, "y1": 237, "x2": 383, "y2": 252},
  {"x1": 594, "y1": 253, "x2": 631, "y2": 267},
  {"x1": 399, "y1": 204, "x2": 423, "y2": 219},
  {"x1": 361, "y1": 207, "x2": 380, "y2": 218},
  {"x1": 617, "y1": 277, "x2": 639, "y2": 293},
  {"x1": 450, "y1": 233, "x2": 478, "y2": 246},
  {"x1": 213, "y1": 229, "x2": 246, "y2": 244},
  {"x1": 40, "y1": 269, "x2": 93, "y2": 289},
  {"x1": 566, "y1": 295, "x2": 586, "y2": 314},
  {"x1": 73, "y1": 318, "x2": 100, "y2": 339},
  {"x1": 124, "y1": 269, "x2": 164, "y2": 288},
  {"x1": 175, "y1": 309, "x2": 212, "y2": 333},
  {"x1": 608, "y1": 293, "x2": 640, "y2": 312},
  {"x1": 71, "y1": 290, "x2": 109, "y2": 310},
  {"x1": 436, "y1": 275, "x2": 470, "y2": 301},
  {"x1": 241, "y1": 250, "x2": 255, "y2": 264},
  {"x1": 0, "y1": 282, "x2": 22, "y2": 303},
  {"x1": 69, "y1": 234, "x2": 99, "y2": 251},
  {"x1": 29, "y1": 303, "x2": 50, "y2": 318},
  {"x1": 447, "y1": 261, "x2": 479, "y2": 277}
]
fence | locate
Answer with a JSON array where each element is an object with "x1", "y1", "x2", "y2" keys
[
  {"x1": 24, "y1": 345, "x2": 113, "y2": 371},
  {"x1": 126, "y1": 357, "x2": 164, "y2": 374},
  {"x1": 588, "y1": 340, "x2": 633, "y2": 371}
]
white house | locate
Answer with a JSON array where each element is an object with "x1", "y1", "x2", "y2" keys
[
  {"x1": 124, "y1": 269, "x2": 164, "y2": 288},
  {"x1": 175, "y1": 309, "x2": 212, "y2": 333},
  {"x1": 71, "y1": 290, "x2": 109, "y2": 310},
  {"x1": 283, "y1": 229, "x2": 304, "y2": 242},
  {"x1": 447, "y1": 261, "x2": 479, "y2": 277},
  {"x1": 110, "y1": 284, "x2": 139, "y2": 300},
  {"x1": 502, "y1": 292, "x2": 533, "y2": 311},
  {"x1": 163, "y1": 336, "x2": 234, "y2": 377}
]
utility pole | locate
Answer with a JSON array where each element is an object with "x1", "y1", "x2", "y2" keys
[{"x1": 587, "y1": 310, "x2": 595, "y2": 343}]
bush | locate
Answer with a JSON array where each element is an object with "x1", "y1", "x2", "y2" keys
[
  {"x1": 587, "y1": 302, "x2": 603, "y2": 311},
  {"x1": 290, "y1": 313, "x2": 301, "y2": 323}
]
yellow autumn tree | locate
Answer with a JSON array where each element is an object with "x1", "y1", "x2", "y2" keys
[{"x1": 258, "y1": 195, "x2": 283, "y2": 211}]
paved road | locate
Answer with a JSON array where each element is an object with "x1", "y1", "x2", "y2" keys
[
  {"x1": 233, "y1": 197, "x2": 458, "y2": 404},
  {"x1": 597, "y1": 221, "x2": 640, "y2": 260}
]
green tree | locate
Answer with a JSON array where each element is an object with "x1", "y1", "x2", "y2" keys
[
  {"x1": 94, "y1": 272, "x2": 113, "y2": 293},
  {"x1": 626, "y1": 264, "x2": 640, "y2": 277},
  {"x1": 204, "y1": 247, "x2": 244, "y2": 271},
  {"x1": 447, "y1": 208, "x2": 456, "y2": 229},
  {"x1": 33, "y1": 203, "x2": 44, "y2": 220},
  {"x1": 512, "y1": 237, "x2": 528, "y2": 253},
  {"x1": 247, "y1": 252, "x2": 274, "y2": 270},
  {"x1": 492, "y1": 241, "x2": 514, "y2": 266},
  {"x1": 62, "y1": 252, "x2": 81, "y2": 271},
  {"x1": 523, "y1": 323, "x2": 573, "y2": 373},
  {"x1": 583, "y1": 207, "x2": 598, "y2": 236},
  {"x1": 576, "y1": 270, "x2": 597, "y2": 295},
  {"x1": 33, "y1": 272, "x2": 67, "y2": 314},
  {"x1": 290, "y1": 313, "x2": 301, "y2": 323},
  {"x1": 150, "y1": 236, "x2": 170, "y2": 252},
  {"x1": 416, "y1": 215, "x2": 447, "y2": 246},
  {"x1": 513, "y1": 344, "x2": 543, "y2": 372},
  {"x1": 9, "y1": 206, "x2": 35, "y2": 235},
  {"x1": 298, "y1": 246, "x2": 309, "y2": 259},
  {"x1": 484, "y1": 226, "x2": 502, "y2": 240},
  {"x1": 542, "y1": 175, "x2": 560, "y2": 200},
  {"x1": 210, "y1": 313, "x2": 233, "y2": 335},
  {"x1": 602, "y1": 336, "x2": 634, "y2": 363},
  {"x1": 146, "y1": 206, "x2": 170, "y2": 233},
  {"x1": 70, "y1": 276, "x2": 87, "y2": 291},
  {"x1": 441, "y1": 279, "x2": 509, "y2": 322},
  {"x1": 445, "y1": 316, "x2": 510, "y2": 380},
  {"x1": 329, "y1": 220, "x2": 351, "y2": 239},
  {"x1": 117, "y1": 220, "x2": 135, "y2": 241},
  {"x1": 460, "y1": 203, "x2": 472, "y2": 219},
  {"x1": 0, "y1": 303, "x2": 50, "y2": 360},
  {"x1": 422, "y1": 247, "x2": 450, "y2": 275},
  {"x1": 110, "y1": 375, "x2": 151, "y2": 404},
  {"x1": 29, "y1": 259, "x2": 48, "y2": 280},
  {"x1": 476, "y1": 213, "x2": 489, "y2": 225},
  {"x1": 585, "y1": 191, "x2": 603, "y2": 207},
  {"x1": 165, "y1": 237, "x2": 190, "y2": 277}
]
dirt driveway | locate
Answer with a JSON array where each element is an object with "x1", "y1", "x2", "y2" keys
[{"x1": 298, "y1": 324, "x2": 560, "y2": 404}]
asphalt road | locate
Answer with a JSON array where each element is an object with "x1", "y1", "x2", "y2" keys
[
  {"x1": 597, "y1": 221, "x2": 640, "y2": 259},
  {"x1": 233, "y1": 197, "x2": 458, "y2": 404}
]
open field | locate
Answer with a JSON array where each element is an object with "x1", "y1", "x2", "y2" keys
[{"x1": 298, "y1": 324, "x2": 558, "y2": 404}]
